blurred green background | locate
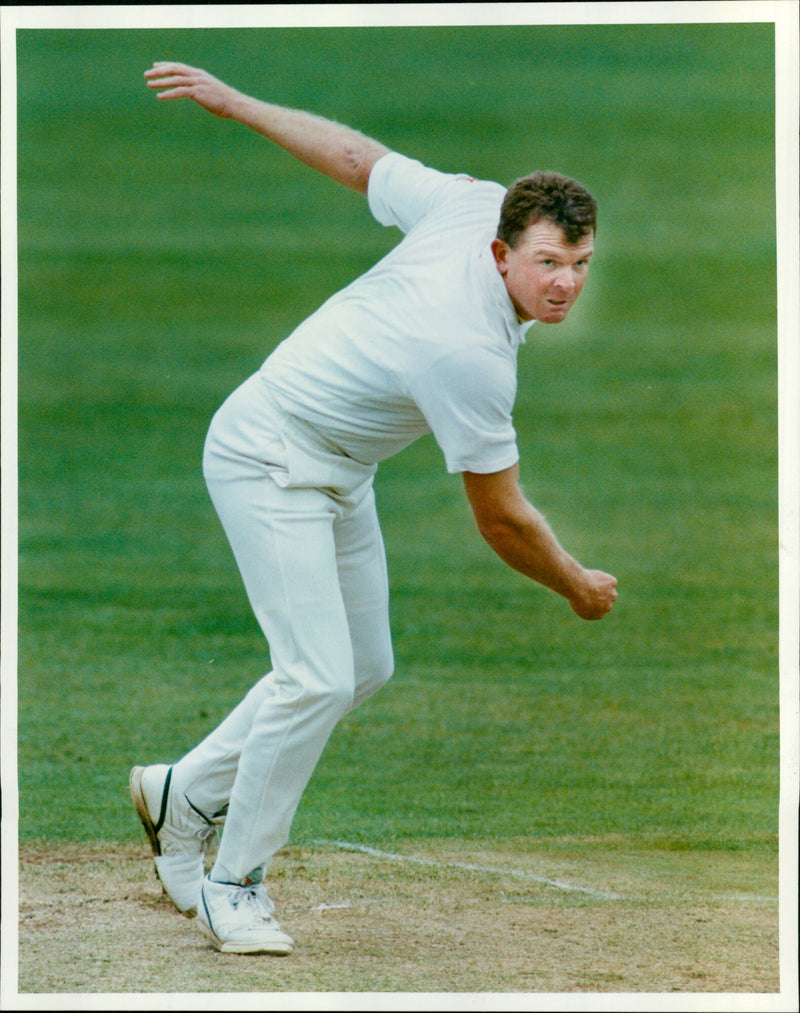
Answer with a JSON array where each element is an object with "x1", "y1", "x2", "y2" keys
[{"x1": 15, "y1": 23, "x2": 777, "y2": 853}]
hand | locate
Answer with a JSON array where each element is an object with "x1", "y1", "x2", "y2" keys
[
  {"x1": 568, "y1": 569, "x2": 618, "y2": 621},
  {"x1": 144, "y1": 62, "x2": 241, "y2": 118}
]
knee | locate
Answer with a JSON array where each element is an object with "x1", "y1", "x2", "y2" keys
[
  {"x1": 328, "y1": 677, "x2": 359, "y2": 714},
  {"x1": 351, "y1": 643, "x2": 394, "y2": 709},
  {"x1": 301, "y1": 670, "x2": 357, "y2": 718}
]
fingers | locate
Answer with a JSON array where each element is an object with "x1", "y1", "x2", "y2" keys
[
  {"x1": 596, "y1": 580, "x2": 618, "y2": 618},
  {"x1": 577, "y1": 600, "x2": 615, "y2": 621},
  {"x1": 144, "y1": 63, "x2": 206, "y2": 96},
  {"x1": 145, "y1": 74, "x2": 191, "y2": 89},
  {"x1": 143, "y1": 62, "x2": 234, "y2": 117},
  {"x1": 149, "y1": 87, "x2": 194, "y2": 101},
  {"x1": 144, "y1": 61, "x2": 198, "y2": 80},
  {"x1": 569, "y1": 571, "x2": 618, "y2": 620}
]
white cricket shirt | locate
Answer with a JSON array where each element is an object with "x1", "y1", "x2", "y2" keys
[{"x1": 259, "y1": 152, "x2": 534, "y2": 474}]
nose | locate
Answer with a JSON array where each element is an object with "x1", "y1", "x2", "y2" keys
[{"x1": 552, "y1": 266, "x2": 575, "y2": 294}]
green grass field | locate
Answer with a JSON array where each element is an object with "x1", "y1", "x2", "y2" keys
[{"x1": 10, "y1": 17, "x2": 785, "y2": 996}]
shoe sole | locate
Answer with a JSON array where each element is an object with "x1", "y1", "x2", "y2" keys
[
  {"x1": 129, "y1": 765, "x2": 198, "y2": 919},
  {"x1": 197, "y1": 920, "x2": 293, "y2": 956},
  {"x1": 129, "y1": 765, "x2": 162, "y2": 858}
]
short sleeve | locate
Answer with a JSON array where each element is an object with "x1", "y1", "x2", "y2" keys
[
  {"x1": 368, "y1": 152, "x2": 481, "y2": 235},
  {"x1": 408, "y1": 345, "x2": 520, "y2": 474}
]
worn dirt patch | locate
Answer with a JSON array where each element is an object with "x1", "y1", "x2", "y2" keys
[{"x1": 11, "y1": 840, "x2": 781, "y2": 999}]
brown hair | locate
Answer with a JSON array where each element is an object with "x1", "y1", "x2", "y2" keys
[{"x1": 497, "y1": 171, "x2": 597, "y2": 247}]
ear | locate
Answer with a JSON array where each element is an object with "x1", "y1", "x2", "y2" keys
[{"x1": 490, "y1": 238, "x2": 510, "y2": 275}]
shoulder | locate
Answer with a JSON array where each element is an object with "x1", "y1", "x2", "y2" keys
[{"x1": 368, "y1": 152, "x2": 505, "y2": 232}]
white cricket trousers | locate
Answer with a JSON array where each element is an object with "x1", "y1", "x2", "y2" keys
[{"x1": 170, "y1": 373, "x2": 394, "y2": 884}]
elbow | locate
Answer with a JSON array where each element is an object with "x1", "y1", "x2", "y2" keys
[
  {"x1": 474, "y1": 512, "x2": 520, "y2": 550},
  {"x1": 463, "y1": 465, "x2": 530, "y2": 553},
  {"x1": 342, "y1": 139, "x2": 389, "y2": 193}
]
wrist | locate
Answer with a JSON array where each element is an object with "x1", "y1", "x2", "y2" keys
[{"x1": 223, "y1": 89, "x2": 254, "y2": 122}]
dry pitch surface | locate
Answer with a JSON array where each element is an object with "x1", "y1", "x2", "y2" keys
[{"x1": 15, "y1": 839, "x2": 779, "y2": 998}]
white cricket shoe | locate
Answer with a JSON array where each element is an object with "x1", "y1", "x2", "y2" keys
[
  {"x1": 197, "y1": 876, "x2": 295, "y2": 955},
  {"x1": 129, "y1": 764, "x2": 221, "y2": 917}
]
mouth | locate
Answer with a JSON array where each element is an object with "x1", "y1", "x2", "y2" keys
[
  {"x1": 546, "y1": 300, "x2": 570, "y2": 313},
  {"x1": 538, "y1": 299, "x2": 572, "y2": 323}
]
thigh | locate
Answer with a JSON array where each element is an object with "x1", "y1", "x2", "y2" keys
[
  {"x1": 334, "y1": 485, "x2": 394, "y2": 707},
  {"x1": 207, "y1": 469, "x2": 356, "y2": 696}
]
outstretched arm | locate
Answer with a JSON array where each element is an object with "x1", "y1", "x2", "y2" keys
[
  {"x1": 144, "y1": 62, "x2": 391, "y2": 194},
  {"x1": 463, "y1": 464, "x2": 618, "y2": 620}
]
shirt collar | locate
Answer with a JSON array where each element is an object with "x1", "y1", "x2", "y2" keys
[{"x1": 514, "y1": 314, "x2": 536, "y2": 345}]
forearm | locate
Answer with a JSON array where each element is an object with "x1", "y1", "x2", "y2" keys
[
  {"x1": 477, "y1": 502, "x2": 585, "y2": 600},
  {"x1": 463, "y1": 467, "x2": 617, "y2": 620},
  {"x1": 145, "y1": 63, "x2": 390, "y2": 193},
  {"x1": 225, "y1": 92, "x2": 390, "y2": 193}
]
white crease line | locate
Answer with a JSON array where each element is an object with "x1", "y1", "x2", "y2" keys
[{"x1": 316, "y1": 839, "x2": 622, "y2": 901}]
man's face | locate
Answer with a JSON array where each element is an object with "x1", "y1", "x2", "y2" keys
[{"x1": 491, "y1": 219, "x2": 594, "y2": 324}]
